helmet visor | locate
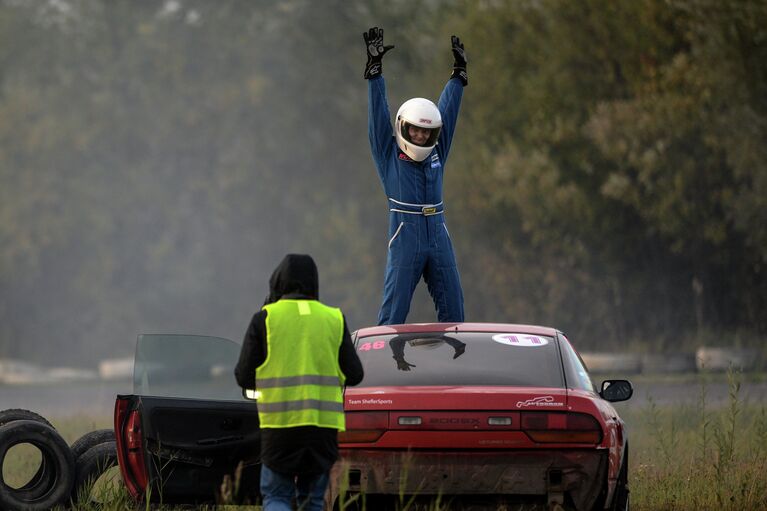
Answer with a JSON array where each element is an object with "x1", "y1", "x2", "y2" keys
[{"x1": 401, "y1": 122, "x2": 441, "y2": 147}]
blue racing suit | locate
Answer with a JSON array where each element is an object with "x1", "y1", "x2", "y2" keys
[{"x1": 368, "y1": 75, "x2": 465, "y2": 325}]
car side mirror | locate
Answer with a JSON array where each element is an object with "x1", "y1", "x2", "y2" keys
[{"x1": 599, "y1": 379, "x2": 633, "y2": 402}]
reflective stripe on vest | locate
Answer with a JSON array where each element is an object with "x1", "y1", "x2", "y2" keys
[{"x1": 257, "y1": 299, "x2": 346, "y2": 430}]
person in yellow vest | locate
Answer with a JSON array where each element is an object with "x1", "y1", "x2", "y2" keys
[{"x1": 235, "y1": 254, "x2": 364, "y2": 511}]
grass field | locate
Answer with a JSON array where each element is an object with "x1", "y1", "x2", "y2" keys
[
  {"x1": 3, "y1": 371, "x2": 767, "y2": 510},
  {"x1": 619, "y1": 371, "x2": 767, "y2": 510}
]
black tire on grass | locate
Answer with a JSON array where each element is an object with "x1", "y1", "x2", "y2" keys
[
  {"x1": 0, "y1": 409, "x2": 54, "y2": 429},
  {"x1": 69, "y1": 429, "x2": 115, "y2": 461},
  {"x1": 70, "y1": 441, "x2": 119, "y2": 505},
  {"x1": 0, "y1": 420, "x2": 75, "y2": 511},
  {"x1": 610, "y1": 445, "x2": 630, "y2": 511},
  {"x1": 0, "y1": 409, "x2": 55, "y2": 497}
]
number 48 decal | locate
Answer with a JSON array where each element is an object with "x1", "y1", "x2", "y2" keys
[{"x1": 358, "y1": 340, "x2": 386, "y2": 351}]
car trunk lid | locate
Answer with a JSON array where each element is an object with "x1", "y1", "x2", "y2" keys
[
  {"x1": 340, "y1": 386, "x2": 598, "y2": 449},
  {"x1": 345, "y1": 385, "x2": 569, "y2": 415}
]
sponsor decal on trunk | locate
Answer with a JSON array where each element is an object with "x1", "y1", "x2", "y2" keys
[
  {"x1": 515, "y1": 396, "x2": 564, "y2": 408},
  {"x1": 348, "y1": 398, "x2": 393, "y2": 405}
]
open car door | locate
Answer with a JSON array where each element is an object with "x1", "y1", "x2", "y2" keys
[{"x1": 115, "y1": 334, "x2": 261, "y2": 504}]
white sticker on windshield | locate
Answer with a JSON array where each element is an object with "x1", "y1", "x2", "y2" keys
[{"x1": 492, "y1": 334, "x2": 549, "y2": 347}]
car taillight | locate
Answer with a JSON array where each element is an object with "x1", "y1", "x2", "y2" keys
[
  {"x1": 521, "y1": 412, "x2": 602, "y2": 444},
  {"x1": 338, "y1": 411, "x2": 388, "y2": 444},
  {"x1": 114, "y1": 397, "x2": 149, "y2": 498}
]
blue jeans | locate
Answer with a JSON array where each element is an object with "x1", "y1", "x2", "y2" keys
[{"x1": 260, "y1": 464, "x2": 329, "y2": 511}]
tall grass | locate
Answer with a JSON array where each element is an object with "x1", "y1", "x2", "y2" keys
[{"x1": 624, "y1": 369, "x2": 767, "y2": 511}]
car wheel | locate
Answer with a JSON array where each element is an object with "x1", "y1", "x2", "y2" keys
[
  {"x1": 334, "y1": 493, "x2": 386, "y2": 511},
  {"x1": 363, "y1": 494, "x2": 393, "y2": 511},
  {"x1": 0, "y1": 420, "x2": 75, "y2": 511},
  {"x1": 0, "y1": 409, "x2": 56, "y2": 499},
  {"x1": 333, "y1": 494, "x2": 360, "y2": 511},
  {"x1": 69, "y1": 429, "x2": 115, "y2": 461},
  {"x1": 610, "y1": 446, "x2": 630, "y2": 511},
  {"x1": 70, "y1": 441, "x2": 120, "y2": 505}
]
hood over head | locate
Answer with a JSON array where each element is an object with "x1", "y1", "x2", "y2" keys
[{"x1": 264, "y1": 253, "x2": 319, "y2": 304}]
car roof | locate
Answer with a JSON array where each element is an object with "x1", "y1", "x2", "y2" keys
[{"x1": 355, "y1": 322, "x2": 560, "y2": 337}]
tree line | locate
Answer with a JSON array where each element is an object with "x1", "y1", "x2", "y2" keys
[{"x1": 0, "y1": 0, "x2": 764, "y2": 366}]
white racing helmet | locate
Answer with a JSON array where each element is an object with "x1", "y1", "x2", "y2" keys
[{"x1": 395, "y1": 98, "x2": 442, "y2": 162}]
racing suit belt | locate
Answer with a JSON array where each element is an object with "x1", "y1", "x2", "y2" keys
[{"x1": 388, "y1": 198, "x2": 444, "y2": 216}]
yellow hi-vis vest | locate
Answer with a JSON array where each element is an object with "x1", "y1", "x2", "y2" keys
[{"x1": 256, "y1": 299, "x2": 346, "y2": 431}]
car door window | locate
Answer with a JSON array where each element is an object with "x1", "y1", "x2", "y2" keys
[{"x1": 133, "y1": 334, "x2": 246, "y2": 401}]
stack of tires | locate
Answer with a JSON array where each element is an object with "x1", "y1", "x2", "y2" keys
[{"x1": 0, "y1": 409, "x2": 118, "y2": 511}]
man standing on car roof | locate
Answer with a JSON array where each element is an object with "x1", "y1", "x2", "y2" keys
[
  {"x1": 235, "y1": 254, "x2": 364, "y2": 511},
  {"x1": 364, "y1": 26, "x2": 468, "y2": 326}
]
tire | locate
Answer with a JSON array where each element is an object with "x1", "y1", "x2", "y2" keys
[
  {"x1": 70, "y1": 441, "x2": 119, "y2": 506},
  {"x1": 69, "y1": 429, "x2": 115, "y2": 461},
  {"x1": 333, "y1": 495, "x2": 361, "y2": 511},
  {"x1": 0, "y1": 410, "x2": 54, "y2": 429},
  {"x1": 334, "y1": 494, "x2": 391, "y2": 511},
  {"x1": 0, "y1": 409, "x2": 55, "y2": 497},
  {"x1": 363, "y1": 494, "x2": 393, "y2": 511},
  {"x1": 610, "y1": 446, "x2": 630, "y2": 511},
  {"x1": 0, "y1": 420, "x2": 75, "y2": 511}
]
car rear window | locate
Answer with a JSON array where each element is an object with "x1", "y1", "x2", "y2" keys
[{"x1": 355, "y1": 331, "x2": 564, "y2": 388}]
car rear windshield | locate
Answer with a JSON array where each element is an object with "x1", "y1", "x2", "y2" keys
[{"x1": 355, "y1": 331, "x2": 564, "y2": 388}]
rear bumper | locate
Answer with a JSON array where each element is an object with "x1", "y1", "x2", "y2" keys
[{"x1": 331, "y1": 449, "x2": 608, "y2": 510}]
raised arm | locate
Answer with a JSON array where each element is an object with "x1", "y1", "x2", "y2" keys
[
  {"x1": 437, "y1": 35, "x2": 468, "y2": 163},
  {"x1": 364, "y1": 27, "x2": 396, "y2": 177},
  {"x1": 368, "y1": 76, "x2": 394, "y2": 166}
]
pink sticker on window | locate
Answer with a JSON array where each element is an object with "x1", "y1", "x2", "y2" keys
[
  {"x1": 358, "y1": 340, "x2": 386, "y2": 351},
  {"x1": 492, "y1": 334, "x2": 549, "y2": 347}
]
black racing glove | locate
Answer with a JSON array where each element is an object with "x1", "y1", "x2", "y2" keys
[
  {"x1": 393, "y1": 356, "x2": 416, "y2": 371},
  {"x1": 364, "y1": 26, "x2": 394, "y2": 79},
  {"x1": 450, "y1": 35, "x2": 468, "y2": 86}
]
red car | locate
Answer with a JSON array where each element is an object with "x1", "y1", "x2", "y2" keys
[
  {"x1": 330, "y1": 323, "x2": 632, "y2": 511},
  {"x1": 113, "y1": 325, "x2": 631, "y2": 510}
]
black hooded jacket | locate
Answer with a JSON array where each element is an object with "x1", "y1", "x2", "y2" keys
[{"x1": 234, "y1": 254, "x2": 364, "y2": 475}]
